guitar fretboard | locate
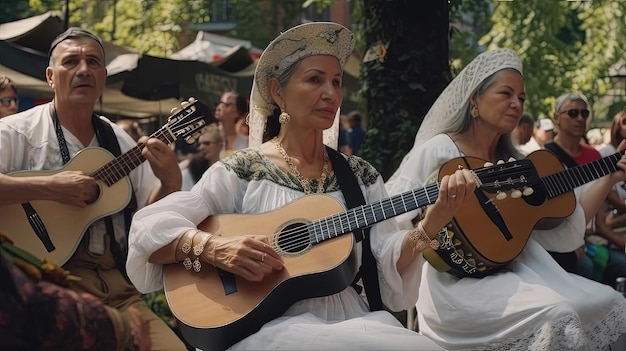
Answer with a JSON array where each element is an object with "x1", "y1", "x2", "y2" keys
[
  {"x1": 308, "y1": 183, "x2": 440, "y2": 244},
  {"x1": 91, "y1": 128, "x2": 176, "y2": 186},
  {"x1": 542, "y1": 151, "x2": 623, "y2": 198},
  {"x1": 87, "y1": 101, "x2": 212, "y2": 186}
]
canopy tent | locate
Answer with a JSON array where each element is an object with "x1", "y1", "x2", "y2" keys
[
  {"x1": 0, "y1": 11, "x2": 362, "y2": 117},
  {"x1": 107, "y1": 49, "x2": 256, "y2": 109},
  {"x1": 170, "y1": 30, "x2": 263, "y2": 63}
]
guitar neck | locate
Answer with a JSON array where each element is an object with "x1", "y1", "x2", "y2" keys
[
  {"x1": 542, "y1": 151, "x2": 623, "y2": 198},
  {"x1": 90, "y1": 127, "x2": 176, "y2": 186},
  {"x1": 308, "y1": 183, "x2": 440, "y2": 244}
]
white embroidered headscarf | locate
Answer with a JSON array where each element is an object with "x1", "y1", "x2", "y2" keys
[
  {"x1": 248, "y1": 22, "x2": 355, "y2": 148},
  {"x1": 386, "y1": 48, "x2": 523, "y2": 194}
]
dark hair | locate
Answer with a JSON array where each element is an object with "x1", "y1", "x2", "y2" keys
[
  {"x1": 49, "y1": 27, "x2": 105, "y2": 63},
  {"x1": 263, "y1": 109, "x2": 281, "y2": 143},
  {"x1": 610, "y1": 110, "x2": 626, "y2": 148},
  {"x1": 188, "y1": 154, "x2": 210, "y2": 183},
  {"x1": 348, "y1": 111, "x2": 362, "y2": 122},
  {"x1": 519, "y1": 113, "x2": 534, "y2": 125},
  {"x1": 235, "y1": 94, "x2": 249, "y2": 115},
  {"x1": 0, "y1": 76, "x2": 17, "y2": 94}
]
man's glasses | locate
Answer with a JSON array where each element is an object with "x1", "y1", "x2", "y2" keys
[
  {"x1": 559, "y1": 109, "x2": 590, "y2": 119},
  {"x1": 0, "y1": 97, "x2": 18, "y2": 107}
]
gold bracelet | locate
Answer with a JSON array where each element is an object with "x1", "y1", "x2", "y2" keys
[
  {"x1": 179, "y1": 230, "x2": 197, "y2": 255},
  {"x1": 179, "y1": 229, "x2": 198, "y2": 270},
  {"x1": 407, "y1": 221, "x2": 440, "y2": 253},
  {"x1": 193, "y1": 233, "x2": 211, "y2": 256},
  {"x1": 191, "y1": 232, "x2": 212, "y2": 273}
]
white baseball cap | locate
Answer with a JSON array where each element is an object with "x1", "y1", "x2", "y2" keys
[{"x1": 536, "y1": 118, "x2": 554, "y2": 131}]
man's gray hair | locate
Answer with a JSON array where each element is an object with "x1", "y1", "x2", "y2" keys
[{"x1": 555, "y1": 92, "x2": 589, "y2": 113}]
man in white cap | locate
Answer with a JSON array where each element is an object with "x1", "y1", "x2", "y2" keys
[{"x1": 519, "y1": 117, "x2": 555, "y2": 155}]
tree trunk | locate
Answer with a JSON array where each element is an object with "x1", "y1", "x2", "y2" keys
[{"x1": 358, "y1": 0, "x2": 450, "y2": 180}]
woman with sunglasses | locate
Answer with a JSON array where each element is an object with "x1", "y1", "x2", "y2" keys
[{"x1": 0, "y1": 75, "x2": 19, "y2": 118}]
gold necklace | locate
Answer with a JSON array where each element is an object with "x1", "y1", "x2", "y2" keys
[{"x1": 272, "y1": 137, "x2": 329, "y2": 194}]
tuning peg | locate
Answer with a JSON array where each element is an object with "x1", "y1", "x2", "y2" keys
[
  {"x1": 484, "y1": 161, "x2": 494, "y2": 167},
  {"x1": 508, "y1": 157, "x2": 516, "y2": 162},
  {"x1": 522, "y1": 187, "x2": 534, "y2": 196},
  {"x1": 170, "y1": 107, "x2": 179, "y2": 114},
  {"x1": 497, "y1": 159, "x2": 505, "y2": 165},
  {"x1": 496, "y1": 191, "x2": 507, "y2": 200},
  {"x1": 181, "y1": 100, "x2": 191, "y2": 108},
  {"x1": 511, "y1": 189, "x2": 522, "y2": 198},
  {"x1": 187, "y1": 97, "x2": 196, "y2": 103}
]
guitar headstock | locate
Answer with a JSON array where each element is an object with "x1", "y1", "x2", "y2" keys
[
  {"x1": 162, "y1": 98, "x2": 216, "y2": 144},
  {"x1": 475, "y1": 158, "x2": 540, "y2": 199}
]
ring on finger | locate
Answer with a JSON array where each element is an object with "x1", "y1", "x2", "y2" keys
[
  {"x1": 261, "y1": 252, "x2": 267, "y2": 262},
  {"x1": 449, "y1": 194, "x2": 457, "y2": 198}
]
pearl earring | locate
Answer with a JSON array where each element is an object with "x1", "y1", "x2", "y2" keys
[{"x1": 279, "y1": 111, "x2": 291, "y2": 124}]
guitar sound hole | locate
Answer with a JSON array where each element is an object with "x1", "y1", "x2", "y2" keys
[
  {"x1": 522, "y1": 184, "x2": 546, "y2": 207},
  {"x1": 276, "y1": 222, "x2": 311, "y2": 254},
  {"x1": 86, "y1": 184, "x2": 101, "y2": 205}
]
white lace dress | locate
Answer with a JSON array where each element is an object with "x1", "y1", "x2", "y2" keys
[{"x1": 387, "y1": 134, "x2": 626, "y2": 350}]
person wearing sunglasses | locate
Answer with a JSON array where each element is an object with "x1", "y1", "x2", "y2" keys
[
  {"x1": 544, "y1": 93, "x2": 626, "y2": 288},
  {"x1": 0, "y1": 75, "x2": 19, "y2": 118}
]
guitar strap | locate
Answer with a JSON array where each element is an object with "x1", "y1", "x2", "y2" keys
[
  {"x1": 326, "y1": 147, "x2": 383, "y2": 311},
  {"x1": 51, "y1": 106, "x2": 137, "y2": 279},
  {"x1": 544, "y1": 142, "x2": 578, "y2": 168}
]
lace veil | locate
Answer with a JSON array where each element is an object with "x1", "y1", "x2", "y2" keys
[
  {"x1": 248, "y1": 22, "x2": 355, "y2": 149},
  {"x1": 386, "y1": 48, "x2": 523, "y2": 193}
]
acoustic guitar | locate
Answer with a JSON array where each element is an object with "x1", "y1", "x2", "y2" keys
[
  {"x1": 0, "y1": 98, "x2": 214, "y2": 265},
  {"x1": 426, "y1": 148, "x2": 624, "y2": 278},
  {"x1": 163, "y1": 159, "x2": 513, "y2": 350}
]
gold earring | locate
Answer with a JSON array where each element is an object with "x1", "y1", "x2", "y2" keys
[
  {"x1": 279, "y1": 111, "x2": 291, "y2": 124},
  {"x1": 471, "y1": 105, "x2": 479, "y2": 118}
]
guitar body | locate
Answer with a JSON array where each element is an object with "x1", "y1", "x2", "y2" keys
[
  {"x1": 0, "y1": 148, "x2": 132, "y2": 265},
  {"x1": 163, "y1": 194, "x2": 357, "y2": 351},
  {"x1": 0, "y1": 99, "x2": 213, "y2": 265},
  {"x1": 429, "y1": 150, "x2": 576, "y2": 277}
]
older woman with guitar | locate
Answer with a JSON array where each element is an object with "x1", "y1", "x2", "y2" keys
[
  {"x1": 386, "y1": 48, "x2": 626, "y2": 350},
  {"x1": 126, "y1": 22, "x2": 478, "y2": 351}
]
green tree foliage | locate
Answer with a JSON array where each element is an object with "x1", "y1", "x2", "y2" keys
[
  {"x1": 0, "y1": 0, "x2": 57, "y2": 23},
  {"x1": 476, "y1": 1, "x2": 626, "y2": 124}
]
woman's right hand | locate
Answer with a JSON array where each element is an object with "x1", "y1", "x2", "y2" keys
[{"x1": 205, "y1": 234, "x2": 284, "y2": 281}]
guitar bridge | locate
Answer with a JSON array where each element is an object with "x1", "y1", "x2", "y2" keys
[
  {"x1": 21, "y1": 202, "x2": 55, "y2": 252},
  {"x1": 475, "y1": 189, "x2": 513, "y2": 241}
]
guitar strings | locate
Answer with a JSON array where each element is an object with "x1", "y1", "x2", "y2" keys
[
  {"x1": 270, "y1": 165, "x2": 530, "y2": 254},
  {"x1": 277, "y1": 157, "x2": 626, "y2": 253},
  {"x1": 92, "y1": 115, "x2": 207, "y2": 185},
  {"x1": 271, "y1": 183, "x2": 441, "y2": 253}
]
